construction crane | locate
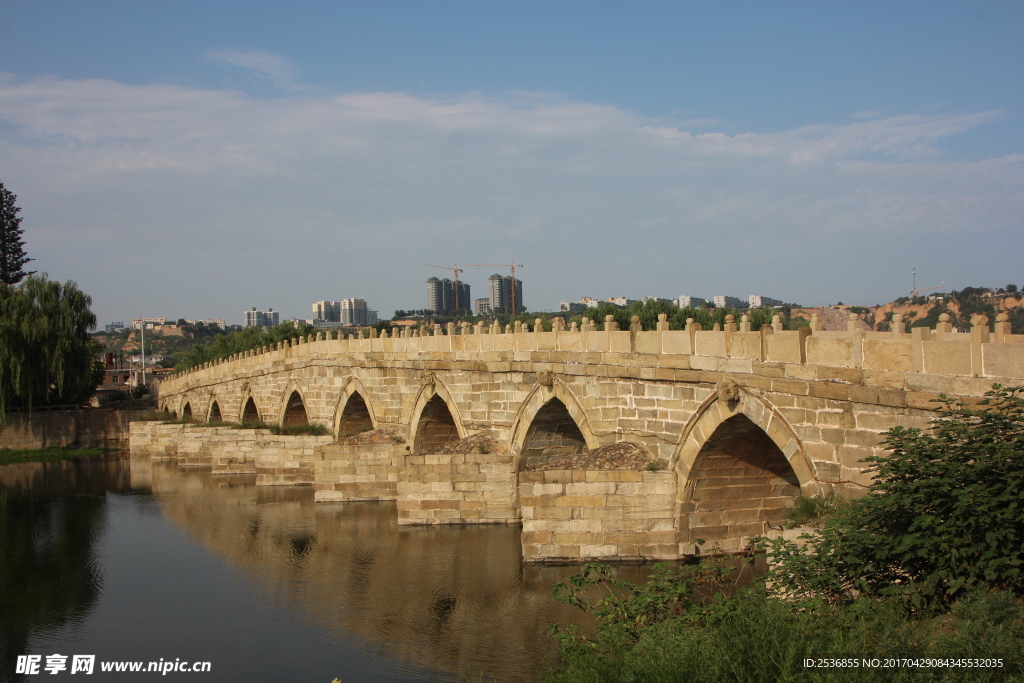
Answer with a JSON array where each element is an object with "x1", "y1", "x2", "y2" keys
[
  {"x1": 426, "y1": 264, "x2": 465, "y2": 311},
  {"x1": 910, "y1": 267, "x2": 946, "y2": 298},
  {"x1": 466, "y1": 261, "x2": 524, "y2": 314}
]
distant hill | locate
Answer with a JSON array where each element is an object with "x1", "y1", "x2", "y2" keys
[{"x1": 786, "y1": 286, "x2": 1023, "y2": 334}]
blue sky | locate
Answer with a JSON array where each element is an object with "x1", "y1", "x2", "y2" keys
[{"x1": 1, "y1": 1, "x2": 1022, "y2": 325}]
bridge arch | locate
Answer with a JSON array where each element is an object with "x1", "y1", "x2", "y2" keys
[
  {"x1": 332, "y1": 377, "x2": 377, "y2": 437},
  {"x1": 278, "y1": 382, "x2": 311, "y2": 427},
  {"x1": 408, "y1": 377, "x2": 466, "y2": 453},
  {"x1": 509, "y1": 380, "x2": 598, "y2": 470},
  {"x1": 672, "y1": 387, "x2": 820, "y2": 548},
  {"x1": 207, "y1": 399, "x2": 223, "y2": 423},
  {"x1": 671, "y1": 388, "x2": 814, "y2": 485},
  {"x1": 180, "y1": 401, "x2": 193, "y2": 420},
  {"x1": 239, "y1": 392, "x2": 262, "y2": 424}
]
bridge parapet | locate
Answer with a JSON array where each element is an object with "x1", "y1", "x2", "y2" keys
[{"x1": 161, "y1": 317, "x2": 1024, "y2": 401}]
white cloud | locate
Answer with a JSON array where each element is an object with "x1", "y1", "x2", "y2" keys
[{"x1": 0, "y1": 73, "x2": 1019, "y2": 321}]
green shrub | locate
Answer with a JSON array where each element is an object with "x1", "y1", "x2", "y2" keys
[{"x1": 766, "y1": 385, "x2": 1024, "y2": 608}]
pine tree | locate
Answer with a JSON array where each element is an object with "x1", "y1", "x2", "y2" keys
[{"x1": 0, "y1": 180, "x2": 34, "y2": 285}]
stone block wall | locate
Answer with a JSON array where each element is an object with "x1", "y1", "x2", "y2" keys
[
  {"x1": 129, "y1": 421, "x2": 186, "y2": 459},
  {"x1": 1, "y1": 408, "x2": 150, "y2": 449},
  {"x1": 315, "y1": 442, "x2": 404, "y2": 501},
  {"x1": 254, "y1": 435, "x2": 334, "y2": 485},
  {"x1": 519, "y1": 470, "x2": 677, "y2": 561},
  {"x1": 398, "y1": 450, "x2": 517, "y2": 525}
]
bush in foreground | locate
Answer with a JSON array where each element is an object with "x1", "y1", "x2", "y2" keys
[
  {"x1": 765, "y1": 384, "x2": 1024, "y2": 608},
  {"x1": 547, "y1": 582, "x2": 1023, "y2": 683}
]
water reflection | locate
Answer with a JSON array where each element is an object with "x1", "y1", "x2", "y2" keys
[
  {"x1": 147, "y1": 462, "x2": 588, "y2": 681},
  {"x1": 0, "y1": 454, "x2": 131, "y2": 499},
  {"x1": 1, "y1": 456, "x2": 683, "y2": 682},
  {"x1": 0, "y1": 487, "x2": 109, "y2": 682}
]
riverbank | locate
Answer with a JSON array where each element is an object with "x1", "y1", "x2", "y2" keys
[{"x1": 0, "y1": 446, "x2": 118, "y2": 466}]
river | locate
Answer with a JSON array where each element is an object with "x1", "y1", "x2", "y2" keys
[{"x1": 0, "y1": 454, "x2": 667, "y2": 682}]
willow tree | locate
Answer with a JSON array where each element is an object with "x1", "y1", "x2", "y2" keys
[{"x1": 0, "y1": 274, "x2": 103, "y2": 423}]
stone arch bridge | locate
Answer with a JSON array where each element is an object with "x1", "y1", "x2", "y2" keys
[{"x1": 131, "y1": 313, "x2": 1024, "y2": 562}]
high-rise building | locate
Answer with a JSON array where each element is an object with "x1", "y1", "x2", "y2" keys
[
  {"x1": 426, "y1": 277, "x2": 471, "y2": 313},
  {"x1": 341, "y1": 298, "x2": 373, "y2": 326},
  {"x1": 474, "y1": 298, "x2": 493, "y2": 315},
  {"x1": 488, "y1": 274, "x2": 523, "y2": 314},
  {"x1": 312, "y1": 300, "x2": 341, "y2": 322},
  {"x1": 244, "y1": 308, "x2": 279, "y2": 328}
]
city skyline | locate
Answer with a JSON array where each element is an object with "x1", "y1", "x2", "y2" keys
[{"x1": 1, "y1": 2, "x2": 1021, "y2": 325}]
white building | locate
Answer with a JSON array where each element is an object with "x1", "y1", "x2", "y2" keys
[
  {"x1": 713, "y1": 295, "x2": 745, "y2": 308},
  {"x1": 678, "y1": 296, "x2": 706, "y2": 308},
  {"x1": 131, "y1": 317, "x2": 166, "y2": 330},
  {"x1": 748, "y1": 294, "x2": 785, "y2": 308},
  {"x1": 244, "y1": 308, "x2": 279, "y2": 328}
]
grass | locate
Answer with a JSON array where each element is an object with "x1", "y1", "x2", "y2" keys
[
  {"x1": 545, "y1": 588, "x2": 1024, "y2": 683},
  {"x1": 0, "y1": 447, "x2": 117, "y2": 466},
  {"x1": 785, "y1": 494, "x2": 845, "y2": 528},
  {"x1": 269, "y1": 423, "x2": 330, "y2": 436},
  {"x1": 138, "y1": 415, "x2": 330, "y2": 436},
  {"x1": 225, "y1": 419, "x2": 330, "y2": 436}
]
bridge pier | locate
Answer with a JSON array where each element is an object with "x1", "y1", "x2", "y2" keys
[
  {"x1": 397, "y1": 434, "x2": 519, "y2": 525},
  {"x1": 519, "y1": 469, "x2": 678, "y2": 561}
]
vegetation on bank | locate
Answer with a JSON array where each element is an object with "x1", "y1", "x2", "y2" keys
[
  {"x1": 0, "y1": 274, "x2": 104, "y2": 424},
  {"x1": 0, "y1": 447, "x2": 116, "y2": 466},
  {"x1": 174, "y1": 321, "x2": 322, "y2": 371},
  {"x1": 544, "y1": 385, "x2": 1024, "y2": 682}
]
